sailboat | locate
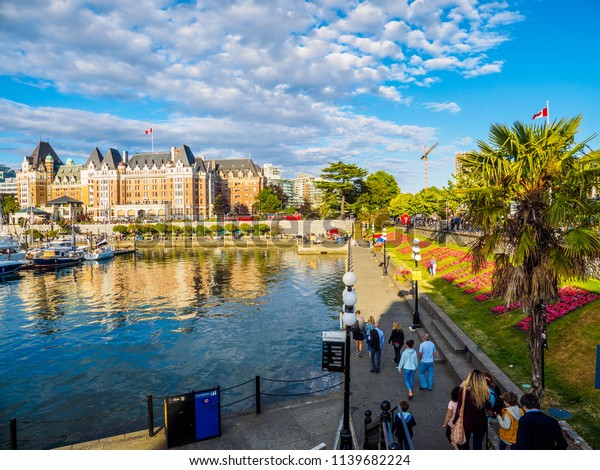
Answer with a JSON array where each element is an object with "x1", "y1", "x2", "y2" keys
[{"x1": 0, "y1": 206, "x2": 29, "y2": 275}]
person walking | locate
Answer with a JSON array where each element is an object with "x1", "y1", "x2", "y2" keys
[
  {"x1": 515, "y1": 393, "x2": 567, "y2": 450},
  {"x1": 430, "y1": 256, "x2": 437, "y2": 276},
  {"x1": 397, "y1": 339, "x2": 419, "y2": 399},
  {"x1": 369, "y1": 322, "x2": 384, "y2": 373},
  {"x1": 388, "y1": 321, "x2": 404, "y2": 366},
  {"x1": 365, "y1": 316, "x2": 375, "y2": 359},
  {"x1": 418, "y1": 333, "x2": 437, "y2": 391},
  {"x1": 353, "y1": 310, "x2": 366, "y2": 358},
  {"x1": 453, "y1": 369, "x2": 493, "y2": 450},
  {"x1": 392, "y1": 400, "x2": 417, "y2": 450},
  {"x1": 442, "y1": 386, "x2": 461, "y2": 450},
  {"x1": 495, "y1": 391, "x2": 523, "y2": 450}
]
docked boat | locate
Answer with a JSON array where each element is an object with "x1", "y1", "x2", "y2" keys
[
  {"x1": 83, "y1": 239, "x2": 115, "y2": 261},
  {"x1": 0, "y1": 234, "x2": 27, "y2": 263},
  {"x1": 32, "y1": 246, "x2": 83, "y2": 269},
  {"x1": 0, "y1": 259, "x2": 27, "y2": 275}
]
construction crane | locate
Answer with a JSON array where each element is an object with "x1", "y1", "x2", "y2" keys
[{"x1": 420, "y1": 142, "x2": 438, "y2": 189}]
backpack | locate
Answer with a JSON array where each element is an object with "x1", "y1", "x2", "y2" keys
[
  {"x1": 370, "y1": 328, "x2": 381, "y2": 350},
  {"x1": 490, "y1": 388, "x2": 505, "y2": 415}
]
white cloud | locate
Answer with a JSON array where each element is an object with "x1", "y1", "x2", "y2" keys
[
  {"x1": 0, "y1": 0, "x2": 526, "y2": 187},
  {"x1": 424, "y1": 101, "x2": 461, "y2": 114}
]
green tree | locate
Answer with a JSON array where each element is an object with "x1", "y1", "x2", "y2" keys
[
  {"x1": 1, "y1": 195, "x2": 19, "y2": 223},
  {"x1": 212, "y1": 194, "x2": 230, "y2": 216},
  {"x1": 316, "y1": 161, "x2": 367, "y2": 218},
  {"x1": 388, "y1": 193, "x2": 413, "y2": 219},
  {"x1": 457, "y1": 116, "x2": 600, "y2": 399},
  {"x1": 359, "y1": 171, "x2": 399, "y2": 211},
  {"x1": 267, "y1": 184, "x2": 289, "y2": 208},
  {"x1": 253, "y1": 188, "x2": 283, "y2": 215}
]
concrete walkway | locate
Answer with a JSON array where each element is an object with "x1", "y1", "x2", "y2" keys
[{"x1": 64, "y1": 245, "x2": 462, "y2": 450}]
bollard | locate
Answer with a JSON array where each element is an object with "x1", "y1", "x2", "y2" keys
[
  {"x1": 147, "y1": 395, "x2": 154, "y2": 438},
  {"x1": 10, "y1": 418, "x2": 17, "y2": 450},
  {"x1": 379, "y1": 400, "x2": 392, "y2": 450},
  {"x1": 255, "y1": 375, "x2": 261, "y2": 415}
]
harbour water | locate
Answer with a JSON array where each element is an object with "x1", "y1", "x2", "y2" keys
[{"x1": 0, "y1": 247, "x2": 345, "y2": 449}]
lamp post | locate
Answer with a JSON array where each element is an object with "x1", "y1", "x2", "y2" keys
[
  {"x1": 340, "y1": 271, "x2": 357, "y2": 450},
  {"x1": 411, "y1": 238, "x2": 422, "y2": 329},
  {"x1": 382, "y1": 227, "x2": 388, "y2": 276}
]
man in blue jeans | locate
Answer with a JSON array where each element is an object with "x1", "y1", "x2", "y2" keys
[
  {"x1": 369, "y1": 322, "x2": 385, "y2": 373},
  {"x1": 418, "y1": 333, "x2": 437, "y2": 390}
]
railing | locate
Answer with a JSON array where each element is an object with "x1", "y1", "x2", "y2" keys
[
  {"x1": 2, "y1": 372, "x2": 343, "y2": 450},
  {"x1": 363, "y1": 401, "x2": 406, "y2": 450}
]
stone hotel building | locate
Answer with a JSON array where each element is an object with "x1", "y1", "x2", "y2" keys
[{"x1": 16, "y1": 141, "x2": 265, "y2": 221}]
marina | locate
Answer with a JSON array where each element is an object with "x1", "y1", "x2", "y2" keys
[{"x1": 0, "y1": 246, "x2": 345, "y2": 449}]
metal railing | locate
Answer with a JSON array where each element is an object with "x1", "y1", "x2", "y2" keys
[{"x1": 2, "y1": 372, "x2": 342, "y2": 450}]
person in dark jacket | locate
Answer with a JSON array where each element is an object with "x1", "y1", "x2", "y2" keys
[
  {"x1": 515, "y1": 393, "x2": 568, "y2": 450},
  {"x1": 392, "y1": 400, "x2": 417, "y2": 449},
  {"x1": 388, "y1": 321, "x2": 404, "y2": 366}
]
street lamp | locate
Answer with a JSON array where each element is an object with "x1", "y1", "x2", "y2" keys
[
  {"x1": 411, "y1": 238, "x2": 422, "y2": 329},
  {"x1": 382, "y1": 227, "x2": 388, "y2": 276},
  {"x1": 340, "y1": 271, "x2": 357, "y2": 450}
]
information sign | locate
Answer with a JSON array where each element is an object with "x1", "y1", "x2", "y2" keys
[
  {"x1": 322, "y1": 331, "x2": 346, "y2": 372},
  {"x1": 412, "y1": 268, "x2": 422, "y2": 281}
]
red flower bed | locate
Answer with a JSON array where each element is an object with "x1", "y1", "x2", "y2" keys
[
  {"x1": 515, "y1": 287, "x2": 600, "y2": 330},
  {"x1": 474, "y1": 292, "x2": 494, "y2": 302},
  {"x1": 490, "y1": 302, "x2": 521, "y2": 315}
]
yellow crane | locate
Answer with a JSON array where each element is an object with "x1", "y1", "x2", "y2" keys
[{"x1": 420, "y1": 142, "x2": 438, "y2": 189}]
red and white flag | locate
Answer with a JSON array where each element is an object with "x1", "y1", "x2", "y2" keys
[
  {"x1": 532, "y1": 107, "x2": 548, "y2": 120},
  {"x1": 145, "y1": 127, "x2": 153, "y2": 134}
]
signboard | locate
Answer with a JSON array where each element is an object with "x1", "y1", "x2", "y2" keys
[
  {"x1": 195, "y1": 388, "x2": 221, "y2": 441},
  {"x1": 322, "y1": 330, "x2": 346, "y2": 372},
  {"x1": 412, "y1": 268, "x2": 422, "y2": 281}
]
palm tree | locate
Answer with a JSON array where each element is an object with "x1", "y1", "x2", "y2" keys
[{"x1": 457, "y1": 115, "x2": 600, "y2": 398}]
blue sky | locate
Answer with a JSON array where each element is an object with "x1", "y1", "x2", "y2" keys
[{"x1": 0, "y1": 0, "x2": 598, "y2": 193}]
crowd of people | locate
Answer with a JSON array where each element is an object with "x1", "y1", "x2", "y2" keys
[{"x1": 350, "y1": 316, "x2": 569, "y2": 450}]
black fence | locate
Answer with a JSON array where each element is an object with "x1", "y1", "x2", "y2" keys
[{"x1": 2, "y1": 372, "x2": 342, "y2": 450}]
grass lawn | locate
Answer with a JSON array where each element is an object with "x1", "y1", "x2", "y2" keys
[{"x1": 382, "y1": 231, "x2": 600, "y2": 449}]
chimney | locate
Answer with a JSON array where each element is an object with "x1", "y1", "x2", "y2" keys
[
  {"x1": 122, "y1": 150, "x2": 128, "y2": 164},
  {"x1": 171, "y1": 147, "x2": 176, "y2": 162}
]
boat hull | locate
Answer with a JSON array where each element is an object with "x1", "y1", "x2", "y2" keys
[
  {"x1": 33, "y1": 257, "x2": 82, "y2": 269},
  {"x1": 0, "y1": 261, "x2": 25, "y2": 275}
]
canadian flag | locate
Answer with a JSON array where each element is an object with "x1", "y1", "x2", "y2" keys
[
  {"x1": 145, "y1": 127, "x2": 153, "y2": 134},
  {"x1": 532, "y1": 108, "x2": 548, "y2": 120}
]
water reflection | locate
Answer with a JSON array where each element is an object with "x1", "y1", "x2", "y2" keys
[{"x1": 0, "y1": 248, "x2": 345, "y2": 449}]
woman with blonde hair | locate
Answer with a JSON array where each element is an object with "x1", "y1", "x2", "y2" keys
[{"x1": 452, "y1": 369, "x2": 492, "y2": 450}]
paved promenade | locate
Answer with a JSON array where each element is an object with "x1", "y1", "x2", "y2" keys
[{"x1": 64, "y1": 245, "x2": 465, "y2": 450}]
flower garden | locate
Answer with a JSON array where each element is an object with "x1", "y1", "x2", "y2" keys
[{"x1": 394, "y1": 243, "x2": 600, "y2": 331}]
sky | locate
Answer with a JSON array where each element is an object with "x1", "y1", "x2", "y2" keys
[{"x1": 0, "y1": 0, "x2": 599, "y2": 194}]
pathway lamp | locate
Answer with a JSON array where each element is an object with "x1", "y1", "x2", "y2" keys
[
  {"x1": 411, "y1": 238, "x2": 422, "y2": 329},
  {"x1": 340, "y1": 271, "x2": 357, "y2": 449},
  {"x1": 382, "y1": 227, "x2": 388, "y2": 276}
]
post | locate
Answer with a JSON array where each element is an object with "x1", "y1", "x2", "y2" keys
[
  {"x1": 10, "y1": 418, "x2": 17, "y2": 450},
  {"x1": 255, "y1": 375, "x2": 261, "y2": 415},
  {"x1": 382, "y1": 227, "x2": 388, "y2": 276},
  {"x1": 340, "y1": 324, "x2": 353, "y2": 449},
  {"x1": 411, "y1": 238, "x2": 422, "y2": 328},
  {"x1": 147, "y1": 395, "x2": 154, "y2": 437}
]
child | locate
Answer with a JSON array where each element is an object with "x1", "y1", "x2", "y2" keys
[
  {"x1": 442, "y1": 386, "x2": 461, "y2": 450},
  {"x1": 392, "y1": 400, "x2": 417, "y2": 449},
  {"x1": 495, "y1": 391, "x2": 523, "y2": 450}
]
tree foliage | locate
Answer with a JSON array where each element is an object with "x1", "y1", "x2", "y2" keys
[
  {"x1": 457, "y1": 115, "x2": 600, "y2": 398},
  {"x1": 316, "y1": 161, "x2": 367, "y2": 218}
]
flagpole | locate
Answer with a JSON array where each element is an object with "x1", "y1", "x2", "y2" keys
[
  {"x1": 151, "y1": 129, "x2": 154, "y2": 153},
  {"x1": 546, "y1": 100, "x2": 550, "y2": 126}
]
